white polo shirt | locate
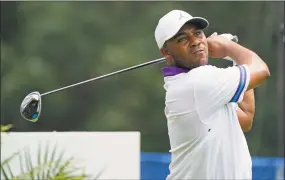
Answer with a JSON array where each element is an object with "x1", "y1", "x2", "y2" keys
[{"x1": 162, "y1": 64, "x2": 252, "y2": 180}]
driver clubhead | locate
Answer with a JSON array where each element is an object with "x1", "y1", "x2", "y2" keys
[{"x1": 20, "y1": 91, "x2": 41, "y2": 122}]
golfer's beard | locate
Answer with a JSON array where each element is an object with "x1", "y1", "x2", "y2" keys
[{"x1": 174, "y1": 58, "x2": 202, "y2": 70}]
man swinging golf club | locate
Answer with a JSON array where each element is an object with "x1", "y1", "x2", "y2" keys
[{"x1": 155, "y1": 10, "x2": 270, "y2": 179}]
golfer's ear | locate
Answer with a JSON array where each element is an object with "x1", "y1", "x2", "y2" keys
[{"x1": 160, "y1": 47, "x2": 173, "y2": 60}]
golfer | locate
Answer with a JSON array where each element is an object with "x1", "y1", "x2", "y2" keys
[{"x1": 155, "y1": 10, "x2": 270, "y2": 179}]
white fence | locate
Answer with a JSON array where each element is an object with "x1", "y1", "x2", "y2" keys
[{"x1": 1, "y1": 131, "x2": 140, "y2": 179}]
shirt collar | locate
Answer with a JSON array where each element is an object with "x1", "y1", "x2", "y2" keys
[{"x1": 162, "y1": 66, "x2": 190, "y2": 77}]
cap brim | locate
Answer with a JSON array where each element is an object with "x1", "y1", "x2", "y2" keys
[
  {"x1": 165, "y1": 17, "x2": 209, "y2": 41},
  {"x1": 186, "y1": 17, "x2": 209, "y2": 29},
  {"x1": 159, "y1": 16, "x2": 209, "y2": 48}
]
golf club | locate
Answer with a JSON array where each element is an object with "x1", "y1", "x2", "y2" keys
[
  {"x1": 20, "y1": 57, "x2": 166, "y2": 122},
  {"x1": 20, "y1": 35, "x2": 239, "y2": 122}
]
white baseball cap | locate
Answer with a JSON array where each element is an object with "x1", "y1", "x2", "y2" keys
[{"x1": 154, "y1": 10, "x2": 209, "y2": 49}]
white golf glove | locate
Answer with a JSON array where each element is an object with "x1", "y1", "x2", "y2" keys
[
  {"x1": 209, "y1": 32, "x2": 238, "y2": 42},
  {"x1": 209, "y1": 32, "x2": 238, "y2": 65}
]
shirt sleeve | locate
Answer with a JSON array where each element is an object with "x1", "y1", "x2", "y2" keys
[{"x1": 192, "y1": 65, "x2": 250, "y2": 117}]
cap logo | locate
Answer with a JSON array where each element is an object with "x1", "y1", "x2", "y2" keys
[{"x1": 179, "y1": 13, "x2": 188, "y2": 20}]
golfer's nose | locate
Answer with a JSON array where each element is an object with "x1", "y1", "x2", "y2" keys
[{"x1": 190, "y1": 38, "x2": 201, "y2": 48}]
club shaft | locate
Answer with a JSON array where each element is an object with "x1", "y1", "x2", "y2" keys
[{"x1": 41, "y1": 57, "x2": 166, "y2": 97}]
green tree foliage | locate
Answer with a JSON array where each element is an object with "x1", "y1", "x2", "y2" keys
[{"x1": 1, "y1": 2, "x2": 283, "y2": 155}]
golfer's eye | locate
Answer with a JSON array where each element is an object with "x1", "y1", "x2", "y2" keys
[
  {"x1": 177, "y1": 36, "x2": 188, "y2": 43},
  {"x1": 195, "y1": 30, "x2": 203, "y2": 36}
]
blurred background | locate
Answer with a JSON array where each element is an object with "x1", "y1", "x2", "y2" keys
[{"x1": 1, "y1": 1, "x2": 284, "y2": 159}]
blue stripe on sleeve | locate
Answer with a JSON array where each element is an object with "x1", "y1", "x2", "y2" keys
[{"x1": 230, "y1": 66, "x2": 247, "y2": 102}]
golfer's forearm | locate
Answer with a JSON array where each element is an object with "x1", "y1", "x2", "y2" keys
[
  {"x1": 237, "y1": 107, "x2": 253, "y2": 132},
  {"x1": 225, "y1": 41, "x2": 263, "y2": 66},
  {"x1": 225, "y1": 41, "x2": 270, "y2": 90},
  {"x1": 237, "y1": 89, "x2": 255, "y2": 132}
]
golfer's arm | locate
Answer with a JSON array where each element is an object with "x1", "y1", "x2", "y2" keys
[
  {"x1": 237, "y1": 89, "x2": 255, "y2": 132},
  {"x1": 225, "y1": 41, "x2": 270, "y2": 90}
]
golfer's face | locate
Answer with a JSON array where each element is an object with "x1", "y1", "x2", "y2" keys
[{"x1": 167, "y1": 23, "x2": 208, "y2": 67}]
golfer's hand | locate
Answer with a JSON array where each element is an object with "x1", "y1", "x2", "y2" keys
[{"x1": 207, "y1": 34, "x2": 233, "y2": 59}]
